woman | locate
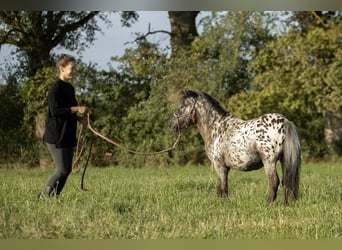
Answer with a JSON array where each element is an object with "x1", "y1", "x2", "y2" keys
[{"x1": 38, "y1": 54, "x2": 88, "y2": 199}]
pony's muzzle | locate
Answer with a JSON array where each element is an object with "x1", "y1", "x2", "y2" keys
[{"x1": 169, "y1": 113, "x2": 180, "y2": 133}]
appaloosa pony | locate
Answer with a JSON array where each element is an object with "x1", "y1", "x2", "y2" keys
[{"x1": 169, "y1": 90, "x2": 301, "y2": 205}]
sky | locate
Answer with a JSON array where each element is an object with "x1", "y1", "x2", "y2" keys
[
  {"x1": 0, "y1": 11, "x2": 173, "y2": 81},
  {"x1": 73, "y1": 11, "x2": 172, "y2": 69}
]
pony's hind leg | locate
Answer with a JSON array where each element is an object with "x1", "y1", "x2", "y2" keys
[{"x1": 263, "y1": 161, "x2": 280, "y2": 205}]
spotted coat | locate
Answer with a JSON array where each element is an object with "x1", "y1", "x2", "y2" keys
[{"x1": 169, "y1": 90, "x2": 301, "y2": 205}]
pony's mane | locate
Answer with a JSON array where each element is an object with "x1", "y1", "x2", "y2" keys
[{"x1": 179, "y1": 90, "x2": 228, "y2": 116}]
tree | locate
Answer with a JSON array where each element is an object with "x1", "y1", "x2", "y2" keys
[
  {"x1": 228, "y1": 15, "x2": 342, "y2": 157},
  {"x1": 294, "y1": 11, "x2": 342, "y2": 155},
  {"x1": 104, "y1": 12, "x2": 279, "y2": 166},
  {"x1": 163, "y1": 12, "x2": 276, "y2": 100},
  {"x1": 133, "y1": 11, "x2": 200, "y2": 58},
  {"x1": 0, "y1": 11, "x2": 139, "y2": 78},
  {"x1": 168, "y1": 11, "x2": 200, "y2": 57},
  {"x1": 0, "y1": 11, "x2": 97, "y2": 77},
  {"x1": 85, "y1": 40, "x2": 170, "y2": 167},
  {"x1": 0, "y1": 75, "x2": 25, "y2": 165},
  {"x1": 294, "y1": 11, "x2": 339, "y2": 33}
]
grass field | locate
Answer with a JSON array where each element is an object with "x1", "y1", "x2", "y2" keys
[{"x1": 0, "y1": 162, "x2": 341, "y2": 239}]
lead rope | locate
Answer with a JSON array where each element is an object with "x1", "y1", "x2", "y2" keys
[
  {"x1": 72, "y1": 124, "x2": 86, "y2": 173},
  {"x1": 86, "y1": 112, "x2": 182, "y2": 155},
  {"x1": 73, "y1": 111, "x2": 183, "y2": 191}
]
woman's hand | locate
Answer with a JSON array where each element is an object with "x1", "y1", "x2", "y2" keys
[
  {"x1": 70, "y1": 106, "x2": 88, "y2": 115},
  {"x1": 77, "y1": 106, "x2": 88, "y2": 115}
]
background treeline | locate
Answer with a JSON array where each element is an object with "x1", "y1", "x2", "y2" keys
[{"x1": 0, "y1": 11, "x2": 341, "y2": 168}]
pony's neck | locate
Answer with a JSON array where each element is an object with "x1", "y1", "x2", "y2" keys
[{"x1": 195, "y1": 102, "x2": 228, "y2": 142}]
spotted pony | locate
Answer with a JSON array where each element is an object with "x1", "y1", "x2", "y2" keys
[{"x1": 169, "y1": 90, "x2": 301, "y2": 205}]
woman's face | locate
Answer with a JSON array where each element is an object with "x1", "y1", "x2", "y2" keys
[{"x1": 59, "y1": 62, "x2": 76, "y2": 81}]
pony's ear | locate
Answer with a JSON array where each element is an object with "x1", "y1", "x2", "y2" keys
[
  {"x1": 178, "y1": 89, "x2": 199, "y2": 106},
  {"x1": 180, "y1": 89, "x2": 187, "y2": 96},
  {"x1": 178, "y1": 90, "x2": 188, "y2": 104},
  {"x1": 180, "y1": 89, "x2": 190, "y2": 98}
]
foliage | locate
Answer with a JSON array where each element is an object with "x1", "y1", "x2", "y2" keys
[
  {"x1": 1, "y1": 11, "x2": 342, "y2": 168},
  {"x1": 0, "y1": 11, "x2": 139, "y2": 78},
  {"x1": 0, "y1": 11, "x2": 100, "y2": 77},
  {"x1": 20, "y1": 67, "x2": 56, "y2": 167},
  {"x1": 0, "y1": 75, "x2": 25, "y2": 165},
  {"x1": 79, "y1": 42, "x2": 171, "y2": 167},
  {"x1": 109, "y1": 12, "x2": 276, "y2": 166},
  {"x1": 88, "y1": 12, "x2": 245, "y2": 166},
  {"x1": 228, "y1": 19, "x2": 342, "y2": 157}
]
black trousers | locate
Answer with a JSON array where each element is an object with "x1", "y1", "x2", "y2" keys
[{"x1": 41, "y1": 143, "x2": 74, "y2": 196}]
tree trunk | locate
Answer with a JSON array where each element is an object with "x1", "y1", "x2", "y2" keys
[{"x1": 168, "y1": 11, "x2": 200, "y2": 57}]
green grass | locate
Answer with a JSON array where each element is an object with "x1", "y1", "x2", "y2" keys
[{"x1": 0, "y1": 162, "x2": 341, "y2": 239}]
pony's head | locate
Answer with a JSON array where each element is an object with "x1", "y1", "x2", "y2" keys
[{"x1": 169, "y1": 90, "x2": 198, "y2": 133}]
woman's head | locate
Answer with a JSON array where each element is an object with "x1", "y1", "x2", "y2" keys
[{"x1": 56, "y1": 54, "x2": 76, "y2": 81}]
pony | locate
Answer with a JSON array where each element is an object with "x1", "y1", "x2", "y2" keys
[{"x1": 169, "y1": 90, "x2": 301, "y2": 205}]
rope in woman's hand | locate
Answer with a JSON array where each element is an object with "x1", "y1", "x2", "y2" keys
[{"x1": 73, "y1": 111, "x2": 182, "y2": 191}]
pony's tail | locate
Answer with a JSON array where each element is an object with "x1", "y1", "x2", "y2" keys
[{"x1": 282, "y1": 120, "x2": 301, "y2": 204}]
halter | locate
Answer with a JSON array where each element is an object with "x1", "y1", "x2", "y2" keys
[{"x1": 172, "y1": 99, "x2": 197, "y2": 124}]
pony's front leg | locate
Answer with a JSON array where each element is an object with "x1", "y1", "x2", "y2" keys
[{"x1": 213, "y1": 163, "x2": 230, "y2": 198}]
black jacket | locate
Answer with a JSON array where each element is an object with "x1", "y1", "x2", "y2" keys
[{"x1": 43, "y1": 79, "x2": 78, "y2": 148}]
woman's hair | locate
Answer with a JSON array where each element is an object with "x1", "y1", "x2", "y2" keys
[{"x1": 56, "y1": 54, "x2": 76, "y2": 73}]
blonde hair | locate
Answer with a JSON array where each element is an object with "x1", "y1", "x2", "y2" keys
[{"x1": 56, "y1": 54, "x2": 76, "y2": 74}]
